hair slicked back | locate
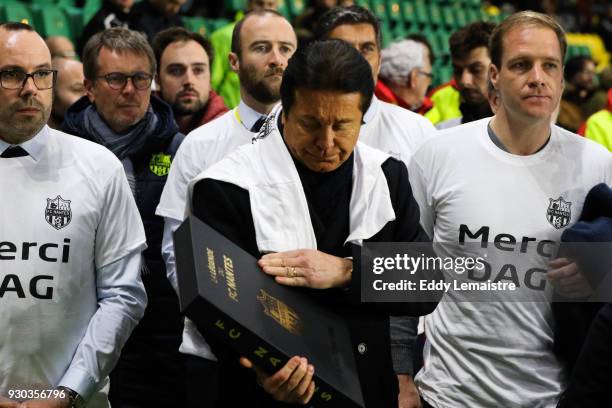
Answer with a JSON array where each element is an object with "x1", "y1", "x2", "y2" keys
[{"x1": 280, "y1": 39, "x2": 374, "y2": 115}]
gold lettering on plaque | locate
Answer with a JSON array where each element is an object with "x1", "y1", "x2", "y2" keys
[
  {"x1": 269, "y1": 357, "x2": 282, "y2": 367},
  {"x1": 254, "y1": 346, "x2": 267, "y2": 358},
  {"x1": 206, "y1": 248, "x2": 217, "y2": 283},
  {"x1": 228, "y1": 329, "x2": 241, "y2": 339},
  {"x1": 321, "y1": 392, "x2": 332, "y2": 401},
  {"x1": 223, "y1": 255, "x2": 239, "y2": 302},
  {"x1": 256, "y1": 290, "x2": 302, "y2": 335},
  {"x1": 215, "y1": 320, "x2": 225, "y2": 330}
]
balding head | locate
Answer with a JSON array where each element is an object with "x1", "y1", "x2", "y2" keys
[
  {"x1": 50, "y1": 57, "x2": 85, "y2": 127},
  {"x1": 0, "y1": 23, "x2": 54, "y2": 143},
  {"x1": 45, "y1": 35, "x2": 76, "y2": 59}
]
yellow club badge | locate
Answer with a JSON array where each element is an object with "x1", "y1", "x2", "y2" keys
[{"x1": 149, "y1": 153, "x2": 172, "y2": 177}]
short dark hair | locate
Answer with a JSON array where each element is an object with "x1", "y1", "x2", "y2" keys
[
  {"x1": 407, "y1": 33, "x2": 435, "y2": 65},
  {"x1": 82, "y1": 27, "x2": 156, "y2": 80},
  {"x1": 449, "y1": 21, "x2": 496, "y2": 61},
  {"x1": 0, "y1": 22, "x2": 34, "y2": 32},
  {"x1": 314, "y1": 5, "x2": 381, "y2": 47},
  {"x1": 280, "y1": 39, "x2": 374, "y2": 115},
  {"x1": 564, "y1": 55, "x2": 594, "y2": 81},
  {"x1": 231, "y1": 9, "x2": 286, "y2": 57},
  {"x1": 152, "y1": 27, "x2": 214, "y2": 72},
  {"x1": 489, "y1": 11, "x2": 566, "y2": 68}
]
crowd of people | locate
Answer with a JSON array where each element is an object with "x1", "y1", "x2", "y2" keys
[{"x1": 1, "y1": 1, "x2": 612, "y2": 408}]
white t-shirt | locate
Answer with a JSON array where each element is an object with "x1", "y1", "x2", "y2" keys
[
  {"x1": 0, "y1": 127, "x2": 146, "y2": 407},
  {"x1": 157, "y1": 105, "x2": 256, "y2": 223},
  {"x1": 410, "y1": 118, "x2": 612, "y2": 408},
  {"x1": 361, "y1": 96, "x2": 436, "y2": 165}
]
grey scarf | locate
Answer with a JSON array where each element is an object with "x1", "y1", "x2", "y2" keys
[{"x1": 82, "y1": 105, "x2": 158, "y2": 196}]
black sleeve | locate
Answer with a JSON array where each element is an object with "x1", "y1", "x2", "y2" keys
[
  {"x1": 382, "y1": 157, "x2": 430, "y2": 243},
  {"x1": 346, "y1": 158, "x2": 443, "y2": 316},
  {"x1": 191, "y1": 178, "x2": 260, "y2": 258},
  {"x1": 557, "y1": 303, "x2": 612, "y2": 407}
]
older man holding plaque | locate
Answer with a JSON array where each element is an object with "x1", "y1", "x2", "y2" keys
[{"x1": 187, "y1": 39, "x2": 438, "y2": 407}]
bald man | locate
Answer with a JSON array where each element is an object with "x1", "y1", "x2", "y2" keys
[
  {"x1": 45, "y1": 35, "x2": 76, "y2": 59},
  {"x1": 49, "y1": 57, "x2": 85, "y2": 129},
  {"x1": 0, "y1": 23, "x2": 146, "y2": 408}
]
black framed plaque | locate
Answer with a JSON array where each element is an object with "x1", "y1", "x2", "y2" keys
[{"x1": 174, "y1": 215, "x2": 365, "y2": 408}]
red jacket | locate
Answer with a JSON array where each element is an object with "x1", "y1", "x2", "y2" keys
[{"x1": 374, "y1": 79, "x2": 433, "y2": 115}]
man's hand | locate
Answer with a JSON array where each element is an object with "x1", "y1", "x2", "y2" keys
[
  {"x1": 16, "y1": 397, "x2": 70, "y2": 408},
  {"x1": 0, "y1": 395, "x2": 19, "y2": 408},
  {"x1": 240, "y1": 356, "x2": 316, "y2": 404},
  {"x1": 258, "y1": 249, "x2": 352, "y2": 289},
  {"x1": 548, "y1": 258, "x2": 593, "y2": 298},
  {"x1": 397, "y1": 374, "x2": 421, "y2": 408}
]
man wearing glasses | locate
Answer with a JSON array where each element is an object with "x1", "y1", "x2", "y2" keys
[
  {"x1": 0, "y1": 23, "x2": 147, "y2": 408},
  {"x1": 62, "y1": 27, "x2": 186, "y2": 408}
]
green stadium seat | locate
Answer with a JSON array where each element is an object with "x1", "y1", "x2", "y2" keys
[
  {"x1": 30, "y1": 5, "x2": 71, "y2": 38},
  {"x1": 82, "y1": 0, "x2": 101, "y2": 25},
  {"x1": 183, "y1": 16, "x2": 208, "y2": 37},
  {"x1": 413, "y1": 1, "x2": 429, "y2": 26},
  {"x1": 453, "y1": 8, "x2": 467, "y2": 28},
  {"x1": 465, "y1": 8, "x2": 480, "y2": 23},
  {"x1": 427, "y1": 3, "x2": 442, "y2": 27},
  {"x1": 287, "y1": 0, "x2": 304, "y2": 18},
  {"x1": 275, "y1": 0, "x2": 290, "y2": 18},
  {"x1": 436, "y1": 65, "x2": 453, "y2": 85},
  {"x1": 401, "y1": 1, "x2": 416, "y2": 26},
  {"x1": 435, "y1": 30, "x2": 450, "y2": 55},
  {"x1": 441, "y1": 7, "x2": 456, "y2": 29},
  {"x1": 425, "y1": 32, "x2": 440, "y2": 55},
  {"x1": 370, "y1": 0, "x2": 388, "y2": 24},
  {"x1": 386, "y1": 0, "x2": 402, "y2": 24},
  {"x1": 0, "y1": 1, "x2": 35, "y2": 27},
  {"x1": 391, "y1": 22, "x2": 407, "y2": 40},
  {"x1": 63, "y1": 6, "x2": 83, "y2": 40},
  {"x1": 380, "y1": 21, "x2": 392, "y2": 48}
]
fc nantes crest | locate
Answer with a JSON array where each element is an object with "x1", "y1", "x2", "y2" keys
[
  {"x1": 547, "y1": 197, "x2": 572, "y2": 229},
  {"x1": 149, "y1": 153, "x2": 172, "y2": 176},
  {"x1": 45, "y1": 195, "x2": 71, "y2": 230},
  {"x1": 257, "y1": 289, "x2": 303, "y2": 335}
]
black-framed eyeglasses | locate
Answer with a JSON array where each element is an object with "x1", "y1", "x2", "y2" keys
[
  {"x1": 418, "y1": 70, "x2": 434, "y2": 80},
  {"x1": 0, "y1": 69, "x2": 58, "y2": 90},
  {"x1": 97, "y1": 72, "x2": 153, "y2": 90}
]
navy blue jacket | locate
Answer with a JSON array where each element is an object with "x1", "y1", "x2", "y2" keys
[{"x1": 63, "y1": 95, "x2": 185, "y2": 342}]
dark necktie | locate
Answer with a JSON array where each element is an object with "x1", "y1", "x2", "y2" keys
[
  {"x1": 250, "y1": 116, "x2": 266, "y2": 132},
  {"x1": 1, "y1": 145, "x2": 28, "y2": 158}
]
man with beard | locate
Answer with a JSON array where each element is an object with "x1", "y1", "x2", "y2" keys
[
  {"x1": 210, "y1": 0, "x2": 279, "y2": 108},
  {"x1": 61, "y1": 27, "x2": 189, "y2": 408},
  {"x1": 0, "y1": 23, "x2": 146, "y2": 408},
  {"x1": 437, "y1": 21, "x2": 496, "y2": 129},
  {"x1": 48, "y1": 57, "x2": 86, "y2": 130},
  {"x1": 153, "y1": 27, "x2": 228, "y2": 134},
  {"x1": 155, "y1": 9, "x2": 297, "y2": 405}
]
